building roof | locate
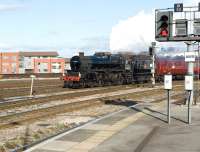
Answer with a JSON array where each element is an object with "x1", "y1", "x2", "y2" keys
[{"x1": 19, "y1": 51, "x2": 59, "y2": 57}]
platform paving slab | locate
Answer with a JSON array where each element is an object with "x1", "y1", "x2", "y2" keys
[
  {"x1": 25, "y1": 103, "x2": 200, "y2": 152},
  {"x1": 92, "y1": 104, "x2": 200, "y2": 152},
  {"x1": 58, "y1": 129, "x2": 97, "y2": 142},
  {"x1": 91, "y1": 124, "x2": 154, "y2": 152},
  {"x1": 34, "y1": 140, "x2": 78, "y2": 152},
  {"x1": 141, "y1": 125, "x2": 200, "y2": 152},
  {"x1": 83, "y1": 124, "x2": 111, "y2": 131}
]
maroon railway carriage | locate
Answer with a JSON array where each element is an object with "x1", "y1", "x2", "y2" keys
[{"x1": 155, "y1": 56, "x2": 200, "y2": 81}]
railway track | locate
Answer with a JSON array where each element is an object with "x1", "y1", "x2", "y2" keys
[
  {"x1": 0, "y1": 80, "x2": 152, "y2": 99},
  {"x1": 0, "y1": 99, "x2": 103, "y2": 129},
  {"x1": 0, "y1": 80, "x2": 186, "y2": 98},
  {"x1": 0, "y1": 79, "x2": 185, "y2": 100},
  {"x1": 0, "y1": 85, "x2": 135, "y2": 110},
  {"x1": 0, "y1": 85, "x2": 186, "y2": 130},
  {"x1": 0, "y1": 79, "x2": 64, "y2": 98},
  {"x1": 0, "y1": 83, "x2": 185, "y2": 111},
  {"x1": 0, "y1": 79, "x2": 61, "y2": 87},
  {"x1": 1, "y1": 84, "x2": 61, "y2": 90}
]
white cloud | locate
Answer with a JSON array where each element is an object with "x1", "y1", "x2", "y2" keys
[{"x1": 0, "y1": 4, "x2": 25, "y2": 11}]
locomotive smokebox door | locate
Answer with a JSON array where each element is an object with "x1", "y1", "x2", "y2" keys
[{"x1": 164, "y1": 75, "x2": 172, "y2": 90}]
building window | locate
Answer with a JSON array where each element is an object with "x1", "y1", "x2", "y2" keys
[
  {"x1": 52, "y1": 65, "x2": 57, "y2": 69},
  {"x1": 19, "y1": 57, "x2": 24, "y2": 61},
  {"x1": 3, "y1": 56, "x2": 9, "y2": 59},
  {"x1": 2, "y1": 63, "x2": 9, "y2": 66},
  {"x1": 12, "y1": 56, "x2": 17, "y2": 61},
  {"x1": 3, "y1": 68, "x2": 8, "y2": 73},
  {"x1": 19, "y1": 63, "x2": 24, "y2": 68},
  {"x1": 12, "y1": 63, "x2": 16, "y2": 67}
]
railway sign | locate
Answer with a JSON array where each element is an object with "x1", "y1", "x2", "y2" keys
[
  {"x1": 185, "y1": 75, "x2": 193, "y2": 91},
  {"x1": 185, "y1": 51, "x2": 196, "y2": 62},
  {"x1": 174, "y1": 3, "x2": 183, "y2": 12},
  {"x1": 164, "y1": 75, "x2": 172, "y2": 90}
]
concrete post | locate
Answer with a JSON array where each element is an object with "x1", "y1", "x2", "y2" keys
[
  {"x1": 188, "y1": 91, "x2": 191, "y2": 124},
  {"x1": 167, "y1": 90, "x2": 171, "y2": 124},
  {"x1": 186, "y1": 44, "x2": 194, "y2": 105}
]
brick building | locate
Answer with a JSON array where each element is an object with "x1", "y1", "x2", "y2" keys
[
  {"x1": 0, "y1": 51, "x2": 65, "y2": 74},
  {"x1": 0, "y1": 52, "x2": 19, "y2": 74},
  {"x1": 33, "y1": 58, "x2": 65, "y2": 73}
]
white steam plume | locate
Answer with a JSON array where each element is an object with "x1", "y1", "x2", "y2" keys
[{"x1": 110, "y1": 11, "x2": 154, "y2": 53}]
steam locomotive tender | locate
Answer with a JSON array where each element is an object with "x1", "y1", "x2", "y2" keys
[{"x1": 63, "y1": 52, "x2": 152, "y2": 88}]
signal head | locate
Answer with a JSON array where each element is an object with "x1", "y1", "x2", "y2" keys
[{"x1": 155, "y1": 11, "x2": 173, "y2": 40}]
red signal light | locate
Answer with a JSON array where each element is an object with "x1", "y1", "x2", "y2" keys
[{"x1": 160, "y1": 29, "x2": 168, "y2": 37}]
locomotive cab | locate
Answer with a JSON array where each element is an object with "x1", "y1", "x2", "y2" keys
[{"x1": 132, "y1": 55, "x2": 152, "y2": 83}]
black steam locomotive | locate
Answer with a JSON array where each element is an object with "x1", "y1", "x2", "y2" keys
[{"x1": 62, "y1": 52, "x2": 152, "y2": 88}]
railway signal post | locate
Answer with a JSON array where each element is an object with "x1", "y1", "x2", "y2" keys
[
  {"x1": 164, "y1": 75, "x2": 172, "y2": 124},
  {"x1": 185, "y1": 42, "x2": 195, "y2": 105},
  {"x1": 150, "y1": 42, "x2": 156, "y2": 87}
]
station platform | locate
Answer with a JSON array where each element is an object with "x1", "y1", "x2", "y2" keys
[{"x1": 25, "y1": 101, "x2": 200, "y2": 152}]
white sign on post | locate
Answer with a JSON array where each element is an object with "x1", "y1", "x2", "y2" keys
[
  {"x1": 185, "y1": 52, "x2": 196, "y2": 62},
  {"x1": 185, "y1": 75, "x2": 193, "y2": 91},
  {"x1": 164, "y1": 75, "x2": 172, "y2": 90}
]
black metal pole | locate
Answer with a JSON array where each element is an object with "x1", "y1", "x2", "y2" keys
[
  {"x1": 188, "y1": 90, "x2": 191, "y2": 124},
  {"x1": 167, "y1": 89, "x2": 171, "y2": 124}
]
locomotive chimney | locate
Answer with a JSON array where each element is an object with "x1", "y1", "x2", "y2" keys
[{"x1": 79, "y1": 52, "x2": 84, "y2": 57}]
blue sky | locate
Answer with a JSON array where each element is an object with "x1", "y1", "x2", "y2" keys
[{"x1": 0, "y1": 0, "x2": 189, "y2": 57}]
